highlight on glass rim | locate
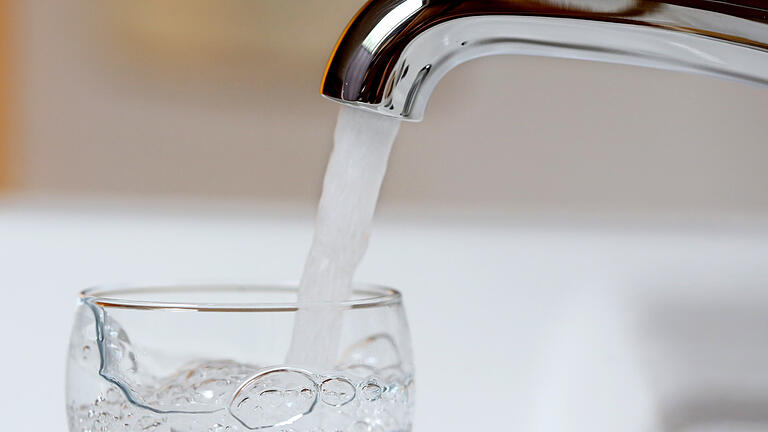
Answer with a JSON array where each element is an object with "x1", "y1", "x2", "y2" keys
[{"x1": 1, "y1": 1, "x2": 766, "y2": 431}]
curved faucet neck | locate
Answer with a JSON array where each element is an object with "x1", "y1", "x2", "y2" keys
[{"x1": 321, "y1": 0, "x2": 768, "y2": 121}]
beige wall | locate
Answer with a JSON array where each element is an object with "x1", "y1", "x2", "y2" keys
[
  {"x1": 13, "y1": 0, "x2": 768, "y2": 215},
  {"x1": 0, "y1": 0, "x2": 11, "y2": 190}
]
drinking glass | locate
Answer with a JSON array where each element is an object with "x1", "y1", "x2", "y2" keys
[{"x1": 66, "y1": 283, "x2": 414, "y2": 432}]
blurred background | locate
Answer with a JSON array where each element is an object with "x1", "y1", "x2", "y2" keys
[
  {"x1": 2, "y1": 0, "x2": 767, "y2": 215},
  {"x1": 1, "y1": 1, "x2": 768, "y2": 431}
]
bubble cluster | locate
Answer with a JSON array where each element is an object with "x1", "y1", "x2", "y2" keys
[
  {"x1": 224, "y1": 366, "x2": 412, "y2": 431},
  {"x1": 67, "y1": 387, "x2": 168, "y2": 432},
  {"x1": 320, "y1": 378, "x2": 356, "y2": 407},
  {"x1": 230, "y1": 368, "x2": 317, "y2": 429},
  {"x1": 68, "y1": 360, "x2": 412, "y2": 432},
  {"x1": 67, "y1": 314, "x2": 413, "y2": 432},
  {"x1": 150, "y1": 360, "x2": 260, "y2": 412}
]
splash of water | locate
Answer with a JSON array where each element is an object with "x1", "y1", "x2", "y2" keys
[{"x1": 287, "y1": 106, "x2": 401, "y2": 367}]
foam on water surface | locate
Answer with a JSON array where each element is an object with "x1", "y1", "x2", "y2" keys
[
  {"x1": 67, "y1": 308, "x2": 413, "y2": 432},
  {"x1": 287, "y1": 106, "x2": 401, "y2": 367}
]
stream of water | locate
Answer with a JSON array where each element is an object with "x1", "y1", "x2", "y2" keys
[{"x1": 287, "y1": 106, "x2": 401, "y2": 367}]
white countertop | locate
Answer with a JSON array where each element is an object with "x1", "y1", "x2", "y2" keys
[{"x1": 2, "y1": 196, "x2": 767, "y2": 431}]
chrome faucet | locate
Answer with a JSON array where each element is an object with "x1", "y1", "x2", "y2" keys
[{"x1": 320, "y1": 0, "x2": 768, "y2": 121}]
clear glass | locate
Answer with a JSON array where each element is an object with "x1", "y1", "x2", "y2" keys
[{"x1": 66, "y1": 283, "x2": 414, "y2": 432}]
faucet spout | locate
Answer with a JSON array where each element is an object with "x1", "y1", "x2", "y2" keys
[{"x1": 320, "y1": 0, "x2": 768, "y2": 121}]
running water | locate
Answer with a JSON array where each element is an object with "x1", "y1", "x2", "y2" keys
[{"x1": 287, "y1": 106, "x2": 401, "y2": 367}]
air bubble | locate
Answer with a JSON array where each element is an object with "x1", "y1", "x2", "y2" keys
[
  {"x1": 320, "y1": 377, "x2": 356, "y2": 407},
  {"x1": 229, "y1": 367, "x2": 317, "y2": 430},
  {"x1": 96, "y1": 411, "x2": 111, "y2": 424},
  {"x1": 82, "y1": 345, "x2": 92, "y2": 360},
  {"x1": 360, "y1": 381, "x2": 382, "y2": 401}
]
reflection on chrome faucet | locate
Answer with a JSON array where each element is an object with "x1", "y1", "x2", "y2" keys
[{"x1": 320, "y1": 0, "x2": 768, "y2": 120}]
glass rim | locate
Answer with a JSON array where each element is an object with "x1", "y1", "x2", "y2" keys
[{"x1": 80, "y1": 281, "x2": 402, "y2": 312}]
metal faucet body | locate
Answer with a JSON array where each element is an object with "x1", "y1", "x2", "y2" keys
[{"x1": 320, "y1": 0, "x2": 768, "y2": 121}]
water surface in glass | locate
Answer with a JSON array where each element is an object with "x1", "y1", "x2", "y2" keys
[{"x1": 66, "y1": 283, "x2": 414, "y2": 432}]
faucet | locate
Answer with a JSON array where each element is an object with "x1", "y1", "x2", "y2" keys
[{"x1": 320, "y1": 0, "x2": 768, "y2": 121}]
